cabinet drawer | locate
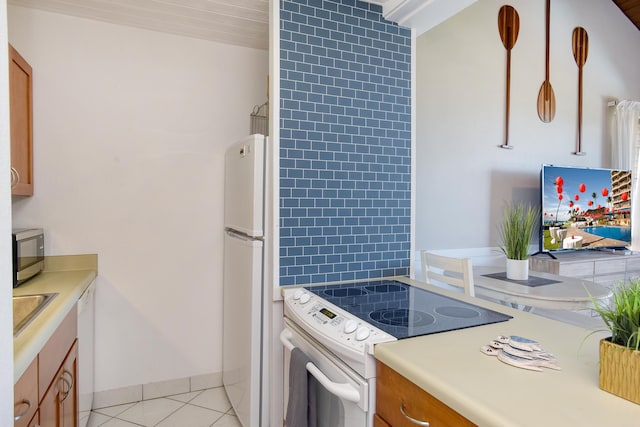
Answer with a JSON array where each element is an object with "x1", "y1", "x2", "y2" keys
[
  {"x1": 625, "y1": 257, "x2": 640, "y2": 272},
  {"x1": 627, "y1": 271, "x2": 640, "y2": 283},
  {"x1": 39, "y1": 305, "x2": 77, "y2": 401},
  {"x1": 376, "y1": 361, "x2": 476, "y2": 427},
  {"x1": 14, "y1": 358, "x2": 38, "y2": 427},
  {"x1": 595, "y1": 273, "x2": 626, "y2": 290},
  {"x1": 529, "y1": 258, "x2": 559, "y2": 275},
  {"x1": 557, "y1": 262, "x2": 594, "y2": 278},
  {"x1": 594, "y1": 259, "x2": 627, "y2": 276}
]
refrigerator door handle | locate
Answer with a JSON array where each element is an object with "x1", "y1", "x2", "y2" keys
[
  {"x1": 280, "y1": 329, "x2": 361, "y2": 404},
  {"x1": 225, "y1": 228, "x2": 263, "y2": 242}
]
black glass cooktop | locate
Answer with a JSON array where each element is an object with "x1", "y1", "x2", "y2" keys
[{"x1": 305, "y1": 279, "x2": 512, "y2": 339}]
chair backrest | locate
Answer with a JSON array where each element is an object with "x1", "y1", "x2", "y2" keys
[{"x1": 421, "y1": 251, "x2": 475, "y2": 297}]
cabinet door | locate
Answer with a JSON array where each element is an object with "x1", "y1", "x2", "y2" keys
[
  {"x1": 61, "y1": 342, "x2": 78, "y2": 427},
  {"x1": 39, "y1": 306, "x2": 77, "y2": 401},
  {"x1": 14, "y1": 358, "x2": 38, "y2": 427},
  {"x1": 8, "y1": 44, "x2": 34, "y2": 196},
  {"x1": 40, "y1": 364, "x2": 63, "y2": 427},
  {"x1": 40, "y1": 341, "x2": 78, "y2": 427}
]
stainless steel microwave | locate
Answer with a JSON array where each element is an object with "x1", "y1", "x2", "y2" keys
[{"x1": 12, "y1": 228, "x2": 44, "y2": 287}]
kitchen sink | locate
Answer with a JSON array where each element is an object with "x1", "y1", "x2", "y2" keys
[{"x1": 13, "y1": 293, "x2": 58, "y2": 337}]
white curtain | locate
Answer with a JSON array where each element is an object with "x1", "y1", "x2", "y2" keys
[{"x1": 612, "y1": 100, "x2": 640, "y2": 251}]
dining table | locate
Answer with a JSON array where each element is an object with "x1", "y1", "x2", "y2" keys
[{"x1": 471, "y1": 266, "x2": 613, "y2": 312}]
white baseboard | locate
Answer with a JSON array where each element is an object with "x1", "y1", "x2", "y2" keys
[{"x1": 92, "y1": 372, "x2": 223, "y2": 409}]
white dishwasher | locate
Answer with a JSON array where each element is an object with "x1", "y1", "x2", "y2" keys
[{"x1": 77, "y1": 280, "x2": 96, "y2": 427}]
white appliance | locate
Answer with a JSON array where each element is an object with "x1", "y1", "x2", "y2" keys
[
  {"x1": 223, "y1": 134, "x2": 268, "y2": 427},
  {"x1": 281, "y1": 280, "x2": 512, "y2": 426},
  {"x1": 281, "y1": 287, "x2": 396, "y2": 427},
  {"x1": 77, "y1": 280, "x2": 96, "y2": 427}
]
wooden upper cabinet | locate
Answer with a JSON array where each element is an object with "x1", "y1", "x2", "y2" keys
[{"x1": 9, "y1": 43, "x2": 34, "y2": 196}]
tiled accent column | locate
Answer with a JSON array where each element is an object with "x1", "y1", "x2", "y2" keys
[{"x1": 280, "y1": 0, "x2": 412, "y2": 285}]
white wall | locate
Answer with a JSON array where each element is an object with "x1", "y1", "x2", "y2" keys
[
  {"x1": 415, "y1": 0, "x2": 640, "y2": 251},
  {"x1": 8, "y1": 5, "x2": 268, "y2": 392},
  {"x1": 0, "y1": 2, "x2": 14, "y2": 425}
]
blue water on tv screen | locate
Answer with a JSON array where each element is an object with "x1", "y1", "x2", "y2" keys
[{"x1": 540, "y1": 164, "x2": 632, "y2": 252}]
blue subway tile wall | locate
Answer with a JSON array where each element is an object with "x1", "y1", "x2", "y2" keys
[{"x1": 280, "y1": 0, "x2": 412, "y2": 286}]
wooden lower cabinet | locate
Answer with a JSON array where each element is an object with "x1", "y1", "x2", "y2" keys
[
  {"x1": 375, "y1": 361, "x2": 476, "y2": 427},
  {"x1": 374, "y1": 413, "x2": 391, "y2": 427},
  {"x1": 40, "y1": 341, "x2": 78, "y2": 427},
  {"x1": 14, "y1": 358, "x2": 38, "y2": 427},
  {"x1": 15, "y1": 306, "x2": 78, "y2": 427},
  {"x1": 27, "y1": 411, "x2": 39, "y2": 427}
]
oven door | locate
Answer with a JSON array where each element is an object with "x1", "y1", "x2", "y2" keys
[{"x1": 281, "y1": 319, "x2": 371, "y2": 427}]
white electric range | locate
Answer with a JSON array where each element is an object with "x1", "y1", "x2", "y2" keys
[{"x1": 281, "y1": 278, "x2": 512, "y2": 427}]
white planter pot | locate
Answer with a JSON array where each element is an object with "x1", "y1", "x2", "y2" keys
[{"x1": 506, "y1": 258, "x2": 529, "y2": 280}]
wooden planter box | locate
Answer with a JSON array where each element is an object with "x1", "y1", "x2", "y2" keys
[{"x1": 599, "y1": 338, "x2": 640, "y2": 405}]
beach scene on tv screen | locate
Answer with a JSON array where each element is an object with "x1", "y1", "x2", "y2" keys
[{"x1": 542, "y1": 165, "x2": 631, "y2": 251}]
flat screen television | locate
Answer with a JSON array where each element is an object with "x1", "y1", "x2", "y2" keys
[{"x1": 540, "y1": 164, "x2": 632, "y2": 253}]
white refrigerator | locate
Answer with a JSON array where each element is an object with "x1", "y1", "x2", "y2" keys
[{"x1": 223, "y1": 134, "x2": 268, "y2": 427}]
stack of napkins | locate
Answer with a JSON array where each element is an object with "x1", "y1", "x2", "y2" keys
[{"x1": 480, "y1": 335, "x2": 560, "y2": 372}]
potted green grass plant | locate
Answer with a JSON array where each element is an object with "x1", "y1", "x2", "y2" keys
[
  {"x1": 591, "y1": 279, "x2": 640, "y2": 404},
  {"x1": 498, "y1": 203, "x2": 538, "y2": 280}
]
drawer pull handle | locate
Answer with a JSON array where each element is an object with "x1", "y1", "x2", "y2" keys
[
  {"x1": 400, "y1": 403, "x2": 430, "y2": 426},
  {"x1": 14, "y1": 399, "x2": 31, "y2": 421},
  {"x1": 10, "y1": 167, "x2": 19, "y2": 188},
  {"x1": 58, "y1": 375, "x2": 73, "y2": 402},
  {"x1": 280, "y1": 329, "x2": 361, "y2": 403},
  {"x1": 62, "y1": 369, "x2": 75, "y2": 391}
]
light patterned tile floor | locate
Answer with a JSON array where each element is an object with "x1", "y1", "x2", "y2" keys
[{"x1": 88, "y1": 386, "x2": 242, "y2": 427}]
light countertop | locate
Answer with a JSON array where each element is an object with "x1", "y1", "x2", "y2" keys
[
  {"x1": 375, "y1": 277, "x2": 640, "y2": 426},
  {"x1": 13, "y1": 254, "x2": 97, "y2": 382}
]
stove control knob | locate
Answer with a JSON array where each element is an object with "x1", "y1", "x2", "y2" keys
[
  {"x1": 293, "y1": 289, "x2": 304, "y2": 300},
  {"x1": 344, "y1": 319, "x2": 358, "y2": 334},
  {"x1": 355, "y1": 326, "x2": 370, "y2": 341},
  {"x1": 299, "y1": 293, "x2": 311, "y2": 304}
]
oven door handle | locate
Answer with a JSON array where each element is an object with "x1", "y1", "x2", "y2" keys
[{"x1": 280, "y1": 329, "x2": 361, "y2": 403}]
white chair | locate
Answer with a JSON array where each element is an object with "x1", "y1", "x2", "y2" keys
[{"x1": 421, "y1": 251, "x2": 475, "y2": 297}]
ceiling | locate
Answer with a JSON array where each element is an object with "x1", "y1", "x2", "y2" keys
[
  {"x1": 7, "y1": 0, "x2": 640, "y2": 51},
  {"x1": 612, "y1": 0, "x2": 640, "y2": 31},
  {"x1": 5, "y1": 0, "x2": 477, "y2": 49},
  {"x1": 7, "y1": 0, "x2": 270, "y2": 49}
]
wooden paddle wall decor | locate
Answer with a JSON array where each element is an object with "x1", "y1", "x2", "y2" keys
[
  {"x1": 572, "y1": 27, "x2": 589, "y2": 155},
  {"x1": 496, "y1": 3, "x2": 592, "y2": 154},
  {"x1": 498, "y1": 5, "x2": 520, "y2": 149},
  {"x1": 537, "y1": 0, "x2": 556, "y2": 122}
]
